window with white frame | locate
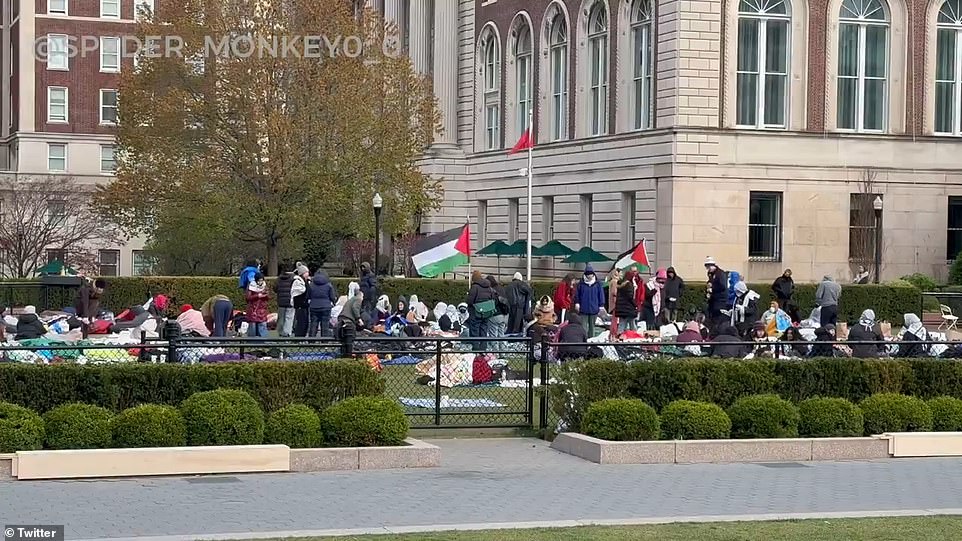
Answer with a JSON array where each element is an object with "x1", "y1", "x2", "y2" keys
[
  {"x1": 46, "y1": 35, "x2": 68, "y2": 70},
  {"x1": 587, "y1": 3, "x2": 609, "y2": 136},
  {"x1": 936, "y1": 0, "x2": 962, "y2": 135},
  {"x1": 132, "y1": 251, "x2": 156, "y2": 276},
  {"x1": 100, "y1": 145, "x2": 116, "y2": 172},
  {"x1": 481, "y1": 30, "x2": 501, "y2": 150},
  {"x1": 580, "y1": 194, "x2": 593, "y2": 244},
  {"x1": 542, "y1": 196, "x2": 555, "y2": 241},
  {"x1": 100, "y1": 37, "x2": 120, "y2": 72},
  {"x1": 100, "y1": 89, "x2": 118, "y2": 124},
  {"x1": 47, "y1": 87, "x2": 68, "y2": 123},
  {"x1": 749, "y1": 192, "x2": 782, "y2": 260},
  {"x1": 837, "y1": 0, "x2": 889, "y2": 132},
  {"x1": 508, "y1": 198, "x2": 520, "y2": 242},
  {"x1": 736, "y1": 0, "x2": 790, "y2": 128},
  {"x1": 101, "y1": 0, "x2": 120, "y2": 18},
  {"x1": 135, "y1": 0, "x2": 154, "y2": 21},
  {"x1": 48, "y1": 0, "x2": 67, "y2": 15},
  {"x1": 514, "y1": 24, "x2": 533, "y2": 134},
  {"x1": 98, "y1": 250, "x2": 120, "y2": 277},
  {"x1": 48, "y1": 144, "x2": 66, "y2": 172},
  {"x1": 548, "y1": 13, "x2": 568, "y2": 141},
  {"x1": 631, "y1": 0, "x2": 654, "y2": 130}
]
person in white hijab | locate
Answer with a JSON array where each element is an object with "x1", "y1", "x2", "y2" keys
[
  {"x1": 348, "y1": 281, "x2": 360, "y2": 299},
  {"x1": 433, "y1": 302, "x2": 448, "y2": 322},
  {"x1": 897, "y1": 313, "x2": 930, "y2": 357}
]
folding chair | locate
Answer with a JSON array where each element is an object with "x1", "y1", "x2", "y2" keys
[{"x1": 939, "y1": 304, "x2": 959, "y2": 331}]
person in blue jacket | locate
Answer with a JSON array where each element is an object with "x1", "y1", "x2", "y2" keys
[
  {"x1": 573, "y1": 264, "x2": 605, "y2": 337},
  {"x1": 307, "y1": 271, "x2": 338, "y2": 337},
  {"x1": 238, "y1": 260, "x2": 260, "y2": 290}
]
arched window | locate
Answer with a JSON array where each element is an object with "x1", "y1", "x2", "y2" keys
[
  {"x1": 736, "y1": 0, "x2": 790, "y2": 128},
  {"x1": 837, "y1": 0, "x2": 888, "y2": 131},
  {"x1": 587, "y1": 2, "x2": 609, "y2": 136},
  {"x1": 631, "y1": 0, "x2": 654, "y2": 130},
  {"x1": 514, "y1": 24, "x2": 533, "y2": 134},
  {"x1": 936, "y1": 0, "x2": 962, "y2": 134},
  {"x1": 480, "y1": 30, "x2": 501, "y2": 150},
  {"x1": 548, "y1": 12, "x2": 568, "y2": 141}
]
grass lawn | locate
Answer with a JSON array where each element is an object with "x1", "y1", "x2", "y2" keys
[{"x1": 273, "y1": 516, "x2": 962, "y2": 540}]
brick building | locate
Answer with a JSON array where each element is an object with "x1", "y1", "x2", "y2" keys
[{"x1": 0, "y1": 0, "x2": 153, "y2": 276}]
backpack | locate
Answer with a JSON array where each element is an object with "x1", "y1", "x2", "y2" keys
[
  {"x1": 472, "y1": 356, "x2": 493, "y2": 384},
  {"x1": 474, "y1": 299, "x2": 498, "y2": 319}
]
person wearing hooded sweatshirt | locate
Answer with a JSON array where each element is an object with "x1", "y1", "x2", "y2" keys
[
  {"x1": 15, "y1": 306, "x2": 46, "y2": 340},
  {"x1": 505, "y1": 272, "x2": 534, "y2": 335},
  {"x1": 375, "y1": 295, "x2": 392, "y2": 323},
  {"x1": 897, "y1": 314, "x2": 929, "y2": 358},
  {"x1": 848, "y1": 309, "x2": 885, "y2": 358},
  {"x1": 337, "y1": 291, "x2": 364, "y2": 357},
  {"x1": 75, "y1": 278, "x2": 106, "y2": 321},
  {"x1": 811, "y1": 324, "x2": 839, "y2": 357},
  {"x1": 663, "y1": 267, "x2": 685, "y2": 322},
  {"x1": 815, "y1": 275, "x2": 841, "y2": 326},
  {"x1": 771, "y1": 269, "x2": 799, "y2": 322},
  {"x1": 709, "y1": 323, "x2": 747, "y2": 358},
  {"x1": 727, "y1": 281, "x2": 761, "y2": 337},
  {"x1": 306, "y1": 271, "x2": 337, "y2": 337},
  {"x1": 574, "y1": 265, "x2": 605, "y2": 336},
  {"x1": 274, "y1": 265, "x2": 296, "y2": 337},
  {"x1": 614, "y1": 272, "x2": 639, "y2": 333},
  {"x1": 238, "y1": 260, "x2": 259, "y2": 290},
  {"x1": 466, "y1": 272, "x2": 497, "y2": 349},
  {"x1": 781, "y1": 327, "x2": 810, "y2": 358},
  {"x1": 704, "y1": 257, "x2": 729, "y2": 327},
  {"x1": 641, "y1": 269, "x2": 668, "y2": 330},
  {"x1": 359, "y1": 262, "x2": 378, "y2": 313},
  {"x1": 291, "y1": 264, "x2": 310, "y2": 337},
  {"x1": 558, "y1": 313, "x2": 589, "y2": 361},
  {"x1": 553, "y1": 274, "x2": 576, "y2": 323}
]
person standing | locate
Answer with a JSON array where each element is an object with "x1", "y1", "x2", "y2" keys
[
  {"x1": 553, "y1": 274, "x2": 576, "y2": 323},
  {"x1": 200, "y1": 294, "x2": 233, "y2": 337},
  {"x1": 238, "y1": 259, "x2": 260, "y2": 290},
  {"x1": 274, "y1": 265, "x2": 296, "y2": 337},
  {"x1": 641, "y1": 269, "x2": 667, "y2": 330},
  {"x1": 663, "y1": 267, "x2": 685, "y2": 322},
  {"x1": 291, "y1": 264, "x2": 310, "y2": 337},
  {"x1": 485, "y1": 275, "x2": 509, "y2": 339},
  {"x1": 244, "y1": 272, "x2": 270, "y2": 337},
  {"x1": 607, "y1": 269, "x2": 622, "y2": 334},
  {"x1": 853, "y1": 265, "x2": 870, "y2": 284},
  {"x1": 574, "y1": 264, "x2": 605, "y2": 337},
  {"x1": 614, "y1": 271, "x2": 638, "y2": 333},
  {"x1": 505, "y1": 272, "x2": 534, "y2": 335},
  {"x1": 815, "y1": 275, "x2": 841, "y2": 326},
  {"x1": 337, "y1": 291, "x2": 364, "y2": 357},
  {"x1": 705, "y1": 257, "x2": 729, "y2": 328},
  {"x1": 308, "y1": 270, "x2": 337, "y2": 337},
  {"x1": 359, "y1": 262, "x2": 378, "y2": 314},
  {"x1": 771, "y1": 269, "x2": 798, "y2": 322},
  {"x1": 466, "y1": 272, "x2": 497, "y2": 351}
]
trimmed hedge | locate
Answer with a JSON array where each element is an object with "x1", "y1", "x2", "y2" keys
[
  {"x1": 0, "y1": 360, "x2": 385, "y2": 414},
  {"x1": 860, "y1": 393, "x2": 933, "y2": 435},
  {"x1": 798, "y1": 398, "x2": 864, "y2": 438},
  {"x1": 660, "y1": 400, "x2": 731, "y2": 440},
  {"x1": 111, "y1": 404, "x2": 187, "y2": 448},
  {"x1": 583, "y1": 399, "x2": 660, "y2": 441},
  {"x1": 7, "y1": 276, "x2": 913, "y2": 323},
  {"x1": 180, "y1": 389, "x2": 265, "y2": 446},
  {"x1": 0, "y1": 402, "x2": 44, "y2": 453},
  {"x1": 265, "y1": 404, "x2": 322, "y2": 449},
  {"x1": 727, "y1": 395, "x2": 800, "y2": 439},
  {"x1": 42, "y1": 403, "x2": 113, "y2": 450},
  {"x1": 321, "y1": 396, "x2": 409, "y2": 447},
  {"x1": 927, "y1": 396, "x2": 962, "y2": 432}
]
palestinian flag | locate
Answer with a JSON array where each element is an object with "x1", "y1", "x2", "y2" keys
[
  {"x1": 612, "y1": 239, "x2": 651, "y2": 273},
  {"x1": 411, "y1": 224, "x2": 471, "y2": 278}
]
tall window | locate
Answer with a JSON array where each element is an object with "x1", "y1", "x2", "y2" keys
[
  {"x1": 631, "y1": 0, "x2": 654, "y2": 130},
  {"x1": 100, "y1": 89, "x2": 118, "y2": 124},
  {"x1": 508, "y1": 198, "x2": 520, "y2": 242},
  {"x1": 478, "y1": 200, "x2": 488, "y2": 246},
  {"x1": 47, "y1": 87, "x2": 68, "y2": 123},
  {"x1": 101, "y1": 0, "x2": 120, "y2": 18},
  {"x1": 48, "y1": 0, "x2": 67, "y2": 15},
  {"x1": 622, "y1": 192, "x2": 637, "y2": 249},
  {"x1": 46, "y1": 35, "x2": 68, "y2": 70},
  {"x1": 99, "y1": 250, "x2": 120, "y2": 277},
  {"x1": 849, "y1": 193, "x2": 882, "y2": 262},
  {"x1": 587, "y1": 3, "x2": 609, "y2": 136},
  {"x1": 936, "y1": 0, "x2": 962, "y2": 135},
  {"x1": 47, "y1": 200, "x2": 66, "y2": 226},
  {"x1": 47, "y1": 144, "x2": 66, "y2": 172},
  {"x1": 46, "y1": 249, "x2": 67, "y2": 264},
  {"x1": 101, "y1": 145, "x2": 116, "y2": 172},
  {"x1": 837, "y1": 0, "x2": 889, "y2": 131},
  {"x1": 736, "y1": 0, "x2": 789, "y2": 128},
  {"x1": 135, "y1": 0, "x2": 154, "y2": 20},
  {"x1": 548, "y1": 13, "x2": 568, "y2": 141},
  {"x1": 580, "y1": 194, "x2": 593, "y2": 244},
  {"x1": 514, "y1": 24, "x2": 532, "y2": 134},
  {"x1": 542, "y1": 196, "x2": 555, "y2": 241},
  {"x1": 481, "y1": 31, "x2": 501, "y2": 150},
  {"x1": 949, "y1": 197, "x2": 962, "y2": 260},
  {"x1": 133, "y1": 251, "x2": 156, "y2": 276},
  {"x1": 749, "y1": 192, "x2": 782, "y2": 260},
  {"x1": 101, "y1": 37, "x2": 120, "y2": 72}
]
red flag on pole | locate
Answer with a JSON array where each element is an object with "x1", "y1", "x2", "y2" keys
[{"x1": 508, "y1": 129, "x2": 534, "y2": 155}]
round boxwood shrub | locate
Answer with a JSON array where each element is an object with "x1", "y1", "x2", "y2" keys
[
  {"x1": 927, "y1": 396, "x2": 962, "y2": 432},
  {"x1": 660, "y1": 400, "x2": 731, "y2": 440},
  {"x1": 582, "y1": 399, "x2": 660, "y2": 441},
  {"x1": 265, "y1": 404, "x2": 321, "y2": 449},
  {"x1": 798, "y1": 397, "x2": 864, "y2": 438},
  {"x1": 0, "y1": 402, "x2": 45, "y2": 453},
  {"x1": 179, "y1": 389, "x2": 265, "y2": 446},
  {"x1": 43, "y1": 403, "x2": 113, "y2": 450},
  {"x1": 860, "y1": 393, "x2": 933, "y2": 435},
  {"x1": 320, "y1": 397, "x2": 409, "y2": 447},
  {"x1": 727, "y1": 394, "x2": 800, "y2": 439},
  {"x1": 111, "y1": 404, "x2": 187, "y2": 448}
]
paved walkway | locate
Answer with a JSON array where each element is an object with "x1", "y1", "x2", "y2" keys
[{"x1": 3, "y1": 438, "x2": 962, "y2": 540}]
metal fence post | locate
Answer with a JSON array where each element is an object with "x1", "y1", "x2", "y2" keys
[
  {"x1": 434, "y1": 338, "x2": 442, "y2": 427},
  {"x1": 539, "y1": 335, "x2": 549, "y2": 433},
  {"x1": 525, "y1": 337, "x2": 534, "y2": 428},
  {"x1": 167, "y1": 336, "x2": 177, "y2": 364}
]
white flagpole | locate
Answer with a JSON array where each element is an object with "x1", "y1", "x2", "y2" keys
[
  {"x1": 525, "y1": 109, "x2": 534, "y2": 282},
  {"x1": 466, "y1": 210, "x2": 472, "y2": 292}
]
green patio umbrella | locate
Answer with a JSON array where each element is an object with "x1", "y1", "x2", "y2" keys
[
  {"x1": 533, "y1": 240, "x2": 576, "y2": 258},
  {"x1": 503, "y1": 239, "x2": 538, "y2": 257},
  {"x1": 562, "y1": 247, "x2": 613, "y2": 265},
  {"x1": 476, "y1": 240, "x2": 512, "y2": 276},
  {"x1": 35, "y1": 260, "x2": 78, "y2": 276}
]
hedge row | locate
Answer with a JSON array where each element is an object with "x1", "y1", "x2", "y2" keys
[
  {"x1": 4, "y1": 276, "x2": 919, "y2": 323},
  {"x1": 0, "y1": 390, "x2": 409, "y2": 452},
  {"x1": 0, "y1": 361, "x2": 385, "y2": 414},
  {"x1": 550, "y1": 358, "x2": 962, "y2": 432}
]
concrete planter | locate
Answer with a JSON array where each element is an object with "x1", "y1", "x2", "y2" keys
[
  {"x1": 551, "y1": 433, "x2": 894, "y2": 464},
  {"x1": 0, "y1": 438, "x2": 439, "y2": 481}
]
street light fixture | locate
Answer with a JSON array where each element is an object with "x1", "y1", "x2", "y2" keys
[
  {"x1": 373, "y1": 193, "x2": 383, "y2": 276},
  {"x1": 873, "y1": 196, "x2": 883, "y2": 284}
]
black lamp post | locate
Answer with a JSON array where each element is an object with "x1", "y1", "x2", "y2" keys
[
  {"x1": 873, "y1": 196, "x2": 883, "y2": 284},
  {"x1": 373, "y1": 193, "x2": 383, "y2": 275}
]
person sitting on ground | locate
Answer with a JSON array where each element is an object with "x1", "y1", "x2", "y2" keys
[
  {"x1": 15, "y1": 306, "x2": 46, "y2": 340},
  {"x1": 750, "y1": 321, "x2": 774, "y2": 357},
  {"x1": 534, "y1": 295, "x2": 556, "y2": 326},
  {"x1": 848, "y1": 309, "x2": 886, "y2": 358},
  {"x1": 811, "y1": 324, "x2": 841, "y2": 357},
  {"x1": 709, "y1": 323, "x2": 748, "y2": 358},
  {"x1": 375, "y1": 295, "x2": 391, "y2": 323},
  {"x1": 853, "y1": 265, "x2": 870, "y2": 285},
  {"x1": 762, "y1": 301, "x2": 792, "y2": 336},
  {"x1": 557, "y1": 313, "x2": 589, "y2": 361},
  {"x1": 676, "y1": 321, "x2": 704, "y2": 344},
  {"x1": 176, "y1": 306, "x2": 210, "y2": 338},
  {"x1": 693, "y1": 312, "x2": 711, "y2": 340},
  {"x1": 897, "y1": 313, "x2": 929, "y2": 358},
  {"x1": 781, "y1": 326, "x2": 810, "y2": 358}
]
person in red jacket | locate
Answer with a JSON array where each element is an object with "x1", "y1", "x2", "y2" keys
[
  {"x1": 552, "y1": 274, "x2": 576, "y2": 323},
  {"x1": 626, "y1": 270, "x2": 646, "y2": 324}
]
